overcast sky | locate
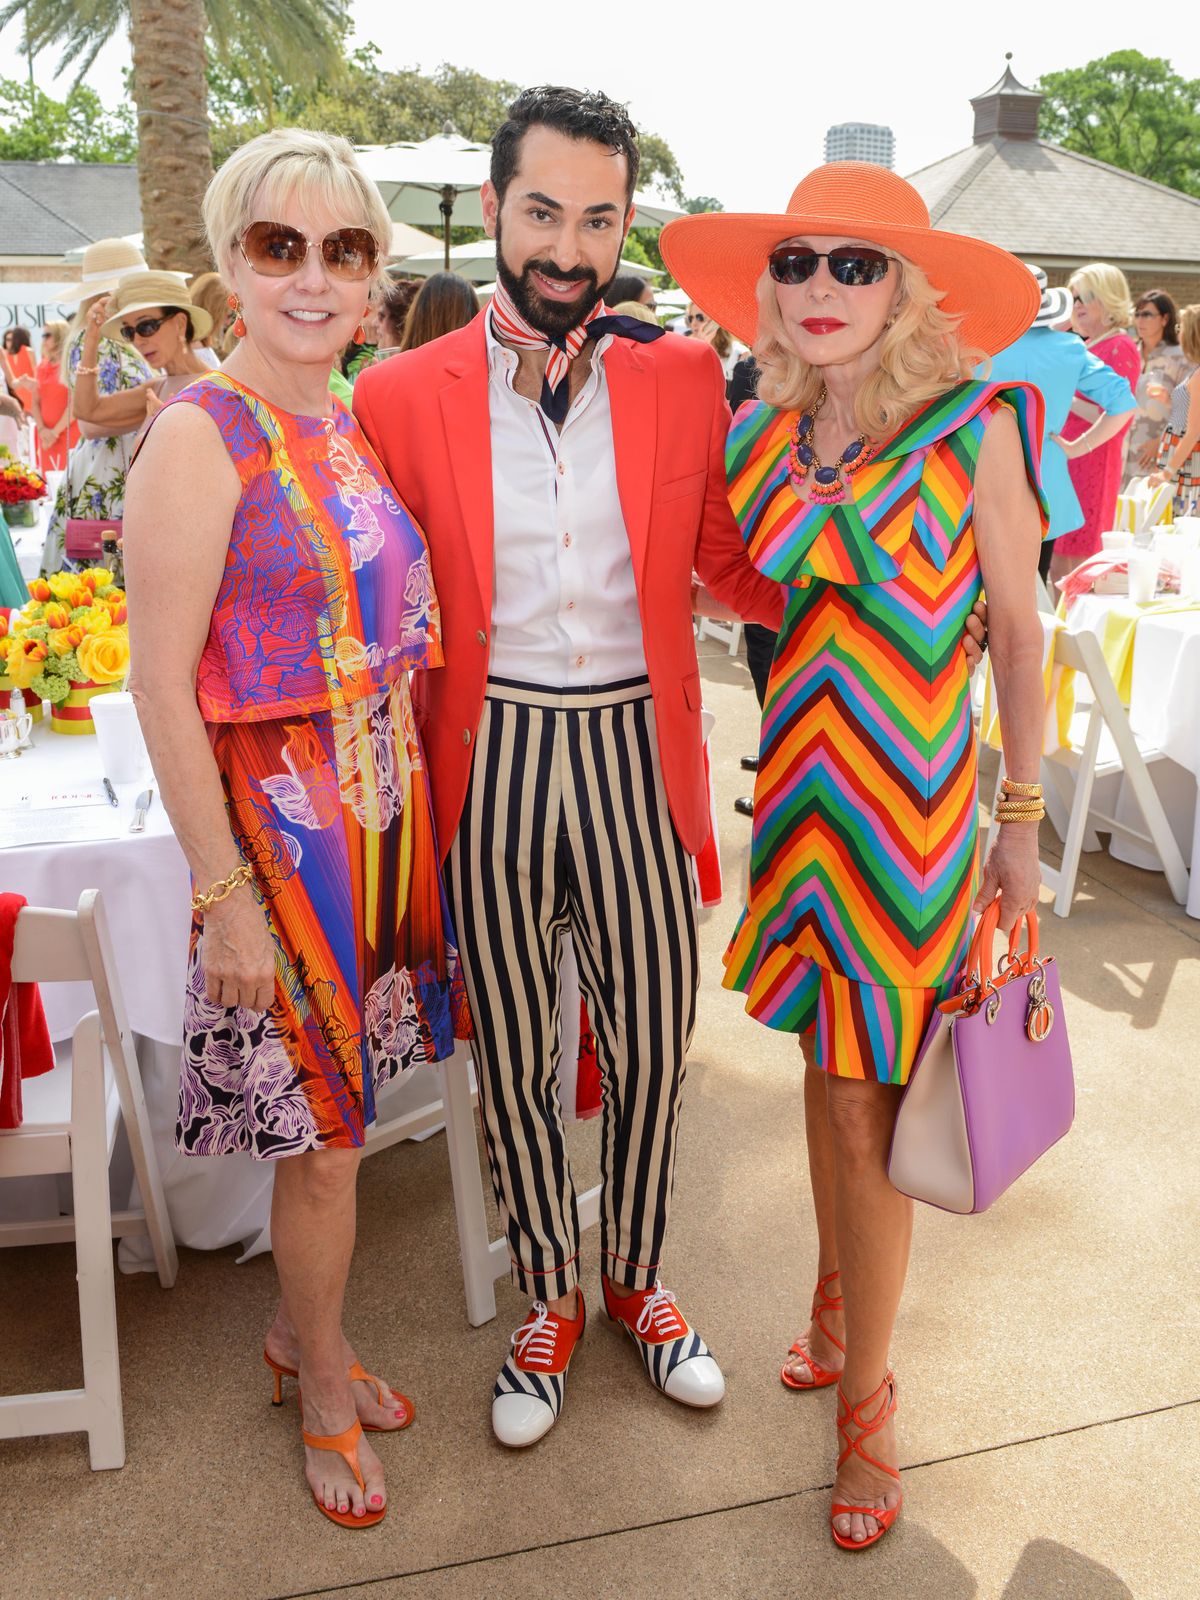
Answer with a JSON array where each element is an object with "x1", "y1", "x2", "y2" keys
[{"x1": 3, "y1": 1, "x2": 1197, "y2": 212}]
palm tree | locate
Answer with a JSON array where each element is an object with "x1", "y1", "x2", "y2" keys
[{"x1": 1, "y1": 0, "x2": 348, "y2": 274}]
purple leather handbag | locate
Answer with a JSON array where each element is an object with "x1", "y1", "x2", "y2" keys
[{"x1": 888, "y1": 905, "x2": 1074, "y2": 1215}]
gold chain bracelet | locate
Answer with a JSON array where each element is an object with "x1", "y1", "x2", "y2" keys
[
  {"x1": 74, "y1": 363, "x2": 100, "y2": 376},
  {"x1": 995, "y1": 803, "x2": 1046, "y2": 823},
  {"x1": 1000, "y1": 777, "x2": 1044, "y2": 798},
  {"x1": 191, "y1": 862, "x2": 253, "y2": 912}
]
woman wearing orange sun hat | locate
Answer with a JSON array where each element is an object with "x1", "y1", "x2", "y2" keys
[{"x1": 662, "y1": 164, "x2": 1049, "y2": 1552}]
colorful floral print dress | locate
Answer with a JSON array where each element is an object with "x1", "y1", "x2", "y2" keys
[
  {"x1": 41, "y1": 333, "x2": 153, "y2": 574},
  {"x1": 167, "y1": 373, "x2": 468, "y2": 1159}
]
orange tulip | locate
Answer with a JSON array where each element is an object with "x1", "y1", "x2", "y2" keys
[
  {"x1": 106, "y1": 599, "x2": 128, "y2": 625},
  {"x1": 28, "y1": 578, "x2": 51, "y2": 602},
  {"x1": 43, "y1": 601, "x2": 71, "y2": 629}
]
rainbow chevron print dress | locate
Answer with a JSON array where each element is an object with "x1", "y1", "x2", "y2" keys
[{"x1": 722, "y1": 381, "x2": 1046, "y2": 1084}]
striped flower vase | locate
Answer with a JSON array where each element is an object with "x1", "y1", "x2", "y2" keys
[
  {"x1": 50, "y1": 679, "x2": 118, "y2": 735},
  {"x1": 0, "y1": 674, "x2": 43, "y2": 722}
]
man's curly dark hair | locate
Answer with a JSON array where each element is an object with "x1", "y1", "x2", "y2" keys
[{"x1": 490, "y1": 85, "x2": 641, "y2": 206}]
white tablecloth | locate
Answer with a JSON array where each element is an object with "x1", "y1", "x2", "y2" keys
[
  {"x1": 1062, "y1": 597, "x2": 1200, "y2": 913},
  {"x1": 0, "y1": 719, "x2": 278, "y2": 1266},
  {"x1": 0, "y1": 717, "x2": 461, "y2": 1268}
]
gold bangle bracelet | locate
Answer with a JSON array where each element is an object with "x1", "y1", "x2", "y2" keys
[
  {"x1": 995, "y1": 807, "x2": 1046, "y2": 823},
  {"x1": 191, "y1": 862, "x2": 253, "y2": 912},
  {"x1": 1000, "y1": 778, "x2": 1044, "y2": 797},
  {"x1": 74, "y1": 363, "x2": 100, "y2": 376}
]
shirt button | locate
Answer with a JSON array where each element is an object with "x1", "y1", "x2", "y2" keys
[
  {"x1": 576, "y1": 655, "x2": 586, "y2": 667},
  {"x1": 557, "y1": 462, "x2": 565, "y2": 476},
  {"x1": 476, "y1": 629, "x2": 487, "y2": 646},
  {"x1": 462, "y1": 728, "x2": 471, "y2": 746},
  {"x1": 563, "y1": 532, "x2": 572, "y2": 547},
  {"x1": 566, "y1": 601, "x2": 576, "y2": 610}
]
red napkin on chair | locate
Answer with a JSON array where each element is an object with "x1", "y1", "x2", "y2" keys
[{"x1": 0, "y1": 893, "x2": 55, "y2": 1129}]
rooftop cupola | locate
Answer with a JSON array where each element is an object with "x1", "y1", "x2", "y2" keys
[{"x1": 970, "y1": 55, "x2": 1043, "y2": 143}]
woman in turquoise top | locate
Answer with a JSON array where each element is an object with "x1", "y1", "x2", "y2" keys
[{"x1": 987, "y1": 266, "x2": 1135, "y2": 579}]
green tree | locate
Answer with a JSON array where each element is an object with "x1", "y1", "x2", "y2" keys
[
  {"x1": 1038, "y1": 50, "x2": 1200, "y2": 197},
  {"x1": 1, "y1": 0, "x2": 351, "y2": 271},
  {"x1": 0, "y1": 76, "x2": 135, "y2": 160}
]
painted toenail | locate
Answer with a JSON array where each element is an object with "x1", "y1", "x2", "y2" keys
[{"x1": 370, "y1": 1495, "x2": 383, "y2": 1506}]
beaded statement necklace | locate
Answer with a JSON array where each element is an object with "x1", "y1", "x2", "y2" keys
[{"x1": 787, "y1": 387, "x2": 876, "y2": 505}]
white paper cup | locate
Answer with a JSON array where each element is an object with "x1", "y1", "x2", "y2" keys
[
  {"x1": 90, "y1": 690, "x2": 149, "y2": 784},
  {"x1": 1101, "y1": 530, "x2": 1134, "y2": 552},
  {"x1": 1127, "y1": 551, "x2": 1160, "y2": 604}
]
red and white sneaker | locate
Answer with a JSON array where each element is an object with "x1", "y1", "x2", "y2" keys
[
  {"x1": 602, "y1": 1278, "x2": 725, "y2": 1408},
  {"x1": 491, "y1": 1292, "x2": 586, "y2": 1448}
]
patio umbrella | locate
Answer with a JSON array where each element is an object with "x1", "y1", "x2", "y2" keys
[
  {"x1": 388, "y1": 221, "x2": 442, "y2": 261},
  {"x1": 396, "y1": 239, "x2": 664, "y2": 284},
  {"x1": 356, "y1": 126, "x2": 686, "y2": 269}
]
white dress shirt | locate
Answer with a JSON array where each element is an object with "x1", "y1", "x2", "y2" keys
[{"x1": 485, "y1": 315, "x2": 647, "y2": 687}]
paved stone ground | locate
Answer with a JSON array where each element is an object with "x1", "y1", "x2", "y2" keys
[{"x1": 3, "y1": 638, "x2": 1197, "y2": 1600}]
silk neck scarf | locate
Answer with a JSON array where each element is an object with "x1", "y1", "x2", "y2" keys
[{"x1": 489, "y1": 278, "x2": 664, "y2": 423}]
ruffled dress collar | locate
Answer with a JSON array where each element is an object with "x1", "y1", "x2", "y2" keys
[{"x1": 727, "y1": 380, "x2": 1045, "y2": 586}]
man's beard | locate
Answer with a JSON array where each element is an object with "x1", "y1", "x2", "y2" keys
[{"x1": 494, "y1": 219, "x2": 612, "y2": 338}]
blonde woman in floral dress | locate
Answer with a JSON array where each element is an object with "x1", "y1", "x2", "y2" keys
[{"x1": 124, "y1": 129, "x2": 466, "y2": 1530}]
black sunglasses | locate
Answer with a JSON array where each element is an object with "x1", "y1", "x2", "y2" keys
[
  {"x1": 768, "y1": 245, "x2": 892, "y2": 288},
  {"x1": 120, "y1": 314, "x2": 171, "y2": 341}
]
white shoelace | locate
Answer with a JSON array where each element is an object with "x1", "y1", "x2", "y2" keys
[
  {"x1": 512, "y1": 1300, "x2": 558, "y2": 1368},
  {"x1": 635, "y1": 1281, "x2": 685, "y2": 1339}
]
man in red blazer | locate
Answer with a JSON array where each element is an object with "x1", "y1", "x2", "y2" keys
[{"x1": 355, "y1": 86, "x2": 786, "y2": 1448}]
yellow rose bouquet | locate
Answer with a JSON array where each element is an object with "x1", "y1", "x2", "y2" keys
[{"x1": 5, "y1": 569, "x2": 130, "y2": 732}]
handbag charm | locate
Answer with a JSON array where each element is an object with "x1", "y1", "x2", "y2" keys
[{"x1": 1025, "y1": 967, "x2": 1054, "y2": 1043}]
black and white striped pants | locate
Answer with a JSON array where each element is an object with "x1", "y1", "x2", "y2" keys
[{"x1": 444, "y1": 677, "x2": 700, "y2": 1299}]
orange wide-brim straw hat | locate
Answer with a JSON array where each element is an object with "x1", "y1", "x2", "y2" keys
[{"x1": 659, "y1": 163, "x2": 1039, "y2": 358}]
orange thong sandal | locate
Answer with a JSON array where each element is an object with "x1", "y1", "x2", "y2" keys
[
  {"x1": 780, "y1": 1271, "x2": 845, "y2": 1390},
  {"x1": 302, "y1": 1418, "x2": 386, "y2": 1530},
  {"x1": 831, "y1": 1370, "x2": 903, "y2": 1552},
  {"x1": 265, "y1": 1351, "x2": 415, "y2": 1431}
]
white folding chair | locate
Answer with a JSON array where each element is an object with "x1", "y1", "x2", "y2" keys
[
  {"x1": 363, "y1": 939, "x2": 602, "y2": 1328},
  {"x1": 986, "y1": 625, "x2": 1190, "y2": 917},
  {"x1": 0, "y1": 889, "x2": 178, "y2": 1469},
  {"x1": 696, "y1": 616, "x2": 744, "y2": 656}
]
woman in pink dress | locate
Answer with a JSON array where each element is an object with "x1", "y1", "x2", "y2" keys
[{"x1": 1052, "y1": 263, "x2": 1140, "y2": 585}]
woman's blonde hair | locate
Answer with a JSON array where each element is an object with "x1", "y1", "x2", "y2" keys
[
  {"x1": 1068, "y1": 262, "x2": 1134, "y2": 332},
  {"x1": 202, "y1": 127, "x2": 391, "y2": 283},
  {"x1": 1178, "y1": 304, "x2": 1200, "y2": 365},
  {"x1": 42, "y1": 319, "x2": 67, "y2": 356},
  {"x1": 189, "y1": 270, "x2": 233, "y2": 353},
  {"x1": 753, "y1": 251, "x2": 983, "y2": 438}
]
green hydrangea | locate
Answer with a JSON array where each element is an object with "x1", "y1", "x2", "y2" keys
[
  {"x1": 69, "y1": 606, "x2": 91, "y2": 623},
  {"x1": 26, "y1": 623, "x2": 49, "y2": 642},
  {"x1": 56, "y1": 650, "x2": 82, "y2": 682},
  {"x1": 32, "y1": 671, "x2": 70, "y2": 705}
]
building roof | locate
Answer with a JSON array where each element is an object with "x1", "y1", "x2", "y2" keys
[
  {"x1": 0, "y1": 162, "x2": 142, "y2": 258},
  {"x1": 906, "y1": 60, "x2": 1200, "y2": 271}
]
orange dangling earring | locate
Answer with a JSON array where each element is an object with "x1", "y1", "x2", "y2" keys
[
  {"x1": 353, "y1": 313, "x2": 367, "y2": 343},
  {"x1": 227, "y1": 292, "x2": 246, "y2": 339}
]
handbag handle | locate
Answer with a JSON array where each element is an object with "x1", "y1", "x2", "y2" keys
[{"x1": 951, "y1": 902, "x2": 1041, "y2": 1015}]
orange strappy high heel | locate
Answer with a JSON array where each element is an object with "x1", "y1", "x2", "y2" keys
[
  {"x1": 831, "y1": 1370, "x2": 903, "y2": 1551},
  {"x1": 302, "y1": 1417, "x2": 386, "y2": 1530},
  {"x1": 780, "y1": 1270, "x2": 845, "y2": 1390},
  {"x1": 264, "y1": 1351, "x2": 414, "y2": 1431}
]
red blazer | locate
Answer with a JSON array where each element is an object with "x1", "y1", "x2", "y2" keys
[{"x1": 354, "y1": 316, "x2": 784, "y2": 860}]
